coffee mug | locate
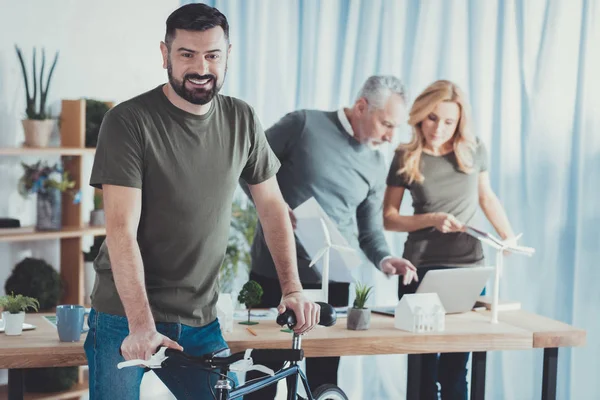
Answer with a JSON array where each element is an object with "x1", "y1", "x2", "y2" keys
[{"x1": 56, "y1": 305, "x2": 89, "y2": 342}]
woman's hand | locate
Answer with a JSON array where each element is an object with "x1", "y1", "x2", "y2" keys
[{"x1": 431, "y1": 212, "x2": 464, "y2": 233}]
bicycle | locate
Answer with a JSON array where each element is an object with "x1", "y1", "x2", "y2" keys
[{"x1": 118, "y1": 302, "x2": 348, "y2": 400}]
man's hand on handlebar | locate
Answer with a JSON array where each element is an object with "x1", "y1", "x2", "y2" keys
[
  {"x1": 278, "y1": 292, "x2": 320, "y2": 335},
  {"x1": 120, "y1": 327, "x2": 183, "y2": 362}
]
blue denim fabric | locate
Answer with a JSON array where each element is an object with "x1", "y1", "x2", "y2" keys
[{"x1": 84, "y1": 308, "x2": 237, "y2": 399}]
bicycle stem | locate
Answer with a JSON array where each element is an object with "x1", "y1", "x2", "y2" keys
[{"x1": 292, "y1": 332, "x2": 302, "y2": 353}]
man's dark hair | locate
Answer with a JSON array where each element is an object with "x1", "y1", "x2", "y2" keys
[{"x1": 165, "y1": 3, "x2": 229, "y2": 49}]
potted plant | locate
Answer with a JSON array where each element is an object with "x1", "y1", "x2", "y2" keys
[
  {"x1": 89, "y1": 193, "x2": 105, "y2": 226},
  {"x1": 85, "y1": 99, "x2": 111, "y2": 148},
  {"x1": 5, "y1": 257, "x2": 63, "y2": 311},
  {"x1": 15, "y1": 45, "x2": 59, "y2": 147},
  {"x1": 0, "y1": 293, "x2": 39, "y2": 335},
  {"x1": 237, "y1": 280, "x2": 263, "y2": 325},
  {"x1": 347, "y1": 282, "x2": 373, "y2": 331},
  {"x1": 18, "y1": 161, "x2": 77, "y2": 231},
  {"x1": 219, "y1": 199, "x2": 257, "y2": 293}
]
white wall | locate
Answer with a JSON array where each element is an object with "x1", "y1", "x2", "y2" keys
[{"x1": 0, "y1": 0, "x2": 180, "y2": 391}]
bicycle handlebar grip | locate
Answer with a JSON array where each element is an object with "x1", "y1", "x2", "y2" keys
[
  {"x1": 318, "y1": 302, "x2": 337, "y2": 327},
  {"x1": 276, "y1": 302, "x2": 337, "y2": 328}
]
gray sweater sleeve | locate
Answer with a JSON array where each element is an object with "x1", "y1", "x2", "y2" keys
[
  {"x1": 239, "y1": 111, "x2": 306, "y2": 202},
  {"x1": 356, "y1": 176, "x2": 392, "y2": 269}
]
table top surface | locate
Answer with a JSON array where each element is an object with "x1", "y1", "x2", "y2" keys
[{"x1": 0, "y1": 309, "x2": 586, "y2": 369}]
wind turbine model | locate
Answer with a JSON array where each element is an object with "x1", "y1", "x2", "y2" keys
[
  {"x1": 466, "y1": 226, "x2": 535, "y2": 324},
  {"x1": 307, "y1": 218, "x2": 356, "y2": 302}
]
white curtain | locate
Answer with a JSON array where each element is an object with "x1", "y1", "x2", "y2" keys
[{"x1": 188, "y1": 1, "x2": 600, "y2": 399}]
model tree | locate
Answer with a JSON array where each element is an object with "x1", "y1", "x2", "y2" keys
[{"x1": 237, "y1": 280, "x2": 263, "y2": 325}]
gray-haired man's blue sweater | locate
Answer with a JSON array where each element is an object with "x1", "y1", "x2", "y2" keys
[{"x1": 241, "y1": 109, "x2": 391, "y2": 284}]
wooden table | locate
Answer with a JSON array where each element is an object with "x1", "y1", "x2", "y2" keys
[{"x1": 0, "y1": 310, "x2": 585, "y2": 400}]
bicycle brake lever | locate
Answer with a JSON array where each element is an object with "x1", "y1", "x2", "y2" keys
[
  {"x1": 117, "y1": 346, "x2": 169, "y2": 369},
  {"x1": 228, "y1": 349, "x2": 275, "y2": 376}
]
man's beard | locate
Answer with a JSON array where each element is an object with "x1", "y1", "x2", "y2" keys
[{"x1": 167, "y1": 58, "x2": 226, "y2": 105}]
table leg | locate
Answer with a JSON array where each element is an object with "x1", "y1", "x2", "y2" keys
[
  {"x1": 8, "y1": 369, "x2": 24, "y2": 400},
  {"x1": 542, "y1": 348, "x2": 558, "y2": 400},
  {"x1": 470, "y1": 352, "x2": 487, "y2": 400},
  {"x1": 406, "y1": 354, "x2": 422, "y2": 400}
]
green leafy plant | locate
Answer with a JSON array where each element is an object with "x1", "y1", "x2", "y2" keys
[
  {"x1": 352, "y1": 282, "x2": 373, "y2": 309},
  {"x1": 0, "y1": 293, "x2": 39, "y2": 314},
  {"x1": 17, "y1": 161, "x2": 76, "y2": 197},
  {"x1": 219, "y1": 200, "x2": 257, "y2": 293},
  {"x1": 93, "y1": 193, "x2": 103, "y2": 210},
  {"x1": 15, "y1": 45, "x2": 59, "y2": 120},
  {"x1": 5, "y1": 258, "x2": 63, "y2": 311},
  {"x1": 237, "y1": 280, "x2": 263, "y2": 325},
  {"x1": 85, "y1": 99, "x2": 111, "y2": 147}
]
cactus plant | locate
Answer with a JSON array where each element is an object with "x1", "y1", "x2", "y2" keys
[{"x1": 15, "y1": 45, "x2": 59, "y2": 120}]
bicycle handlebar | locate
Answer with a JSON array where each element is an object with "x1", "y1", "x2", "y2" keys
[
  {"x1": 276, "y1": 301, "x2": 337, "y2": 328},
  {"x1": 163, "y1": 347, "x2": 304, "y2": 369},
  {"x1": 118, "y1": 302, "x2": 337, "y2": 370}
]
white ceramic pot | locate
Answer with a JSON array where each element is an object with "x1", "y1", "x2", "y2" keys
[
  {"x1": 89, "y1": 210, "x2": 105, "y2": 226},
  {"x1": 2, "y1": 311, "x2": 25, "y2": 335},
  {"x1": 22, "y1": 119, "x2": 55, "y2": 147}
]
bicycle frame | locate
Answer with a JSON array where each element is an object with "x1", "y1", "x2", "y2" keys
[
  {"x1": 214, "y1": 333, "x2": 315, "y2": 400},
  {"x1": 215, "y1": 364, "x2": 314, "y2": 400}
]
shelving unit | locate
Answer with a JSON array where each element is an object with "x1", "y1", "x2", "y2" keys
[
  {"x1": 0, "y1": 226, "x2": 105, "y2": 243},
  {"x1": 1, "y1": 99, "x2": 106, "y2": 398},
  {"x1": 0, "y1": 99, "x2": 104, "y2": 306}
]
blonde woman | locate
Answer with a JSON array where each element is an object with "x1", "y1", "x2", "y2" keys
[{"x1": 383, "y1": 80, "x2": 517, "y2": 400}]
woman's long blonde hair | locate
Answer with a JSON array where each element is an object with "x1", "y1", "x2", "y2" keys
[{"x1": 396, "y1": 80, "x2": 477, "y2": 184}]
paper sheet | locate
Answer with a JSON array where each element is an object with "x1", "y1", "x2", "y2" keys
[{"x1": 293, "y1": 197, "x2": 360, "y2": 283}]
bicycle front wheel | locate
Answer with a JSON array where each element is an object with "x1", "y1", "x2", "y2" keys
[{"x1": 312, "y1": 384, "x2": 349, "y2": 400}]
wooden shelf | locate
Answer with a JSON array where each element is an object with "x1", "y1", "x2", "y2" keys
[
  {"x1": 0, "y1": 99, "x2": 107, "y2": 390},
  {"x1": 0, "y1": 147, "x2": 95, "y2": 156},
  {"x1": 0, "y1": 376, "x2": 88, "y2": 400},
  {"x1": 0, "y1": 226, "x2": 105, "y2": 243}
]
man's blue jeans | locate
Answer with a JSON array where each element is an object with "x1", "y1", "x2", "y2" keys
[{"x1": 84, "y1": 308, "x2": 236, "y2": 399}]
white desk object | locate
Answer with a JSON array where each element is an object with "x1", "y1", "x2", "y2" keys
[
  {"x1": 294, "y1": 198, "x2": 359, "y2": 302},
  {"x1": 216, "y1": 293, "x2": 234, "y2": 333},
  {"x1": 465, "y1": 226, "x2": 535, "y2": 324},
  {"x1": 394, "y1": 293, "x2": 445, "y2": 333}
]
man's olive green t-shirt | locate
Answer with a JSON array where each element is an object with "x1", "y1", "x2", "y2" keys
[{"x1": 89, "y1": 85, "x2": 280, "y2": 327}]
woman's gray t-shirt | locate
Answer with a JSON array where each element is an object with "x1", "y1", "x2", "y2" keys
[{"x1": 386, "y1": 140, "x2": 488, "y2": 267}]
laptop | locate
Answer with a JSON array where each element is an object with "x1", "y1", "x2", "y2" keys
[
  {"x1": 372, "y1": 266, "x2": 494, "y2": 316},
  {"x1": 416, "y1": 267, "x2": 494, "y2": 314}
]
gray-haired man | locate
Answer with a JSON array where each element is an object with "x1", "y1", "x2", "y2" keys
[{"x1": 241, "y1": 76, "x2": 418, "y2": 399}]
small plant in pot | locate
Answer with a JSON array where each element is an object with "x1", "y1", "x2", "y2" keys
[
  {"x1": 0, "y1": 293, "x2": 39, "y2": 335},
  {"x1": 89, "y1": 193, "x2": 105, "y2": 226},
  {"x1": 15, "y1": 45, "x2": 59, "y2": 147},
  {"x1": 237, "y1": 280, "x2": 263, "y2": 325},
  {"x1": 347, "y1": 282, "x2": 373, "y2": 331}
]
